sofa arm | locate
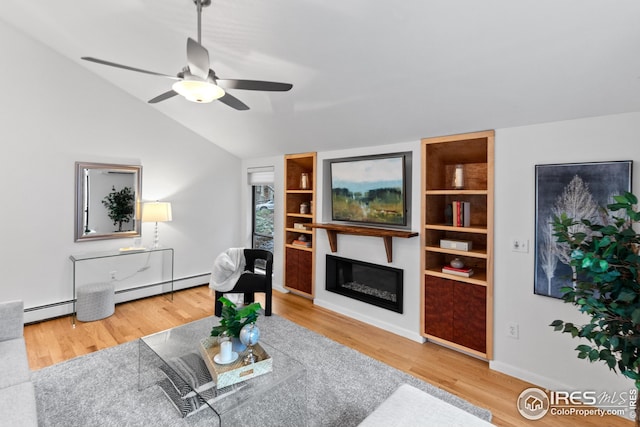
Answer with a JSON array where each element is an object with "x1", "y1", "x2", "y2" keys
[{"x1": 0, "y1": 300, "x2": 24, "y2": 341}]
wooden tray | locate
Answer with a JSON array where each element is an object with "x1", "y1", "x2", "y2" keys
[{"x1": 199, "y1": 337, "x2": 273, "y2": 389}]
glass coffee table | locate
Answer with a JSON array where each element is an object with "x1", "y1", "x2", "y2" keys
[{"x1": 138, "y1": 318, "x2": 307, "y2": 426}]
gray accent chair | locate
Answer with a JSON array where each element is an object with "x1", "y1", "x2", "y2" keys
[{"x1": 0, "y1": 300, "x2": 38, "y2": 426}]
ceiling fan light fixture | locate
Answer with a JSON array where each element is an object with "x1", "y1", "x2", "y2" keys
[{"x1": 172, "y1": 79, "x2": 225, "y2": 103}]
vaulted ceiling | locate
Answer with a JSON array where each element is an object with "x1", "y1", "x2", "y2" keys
[{"x1": 1, "y1": 0, "x2": 639, "y2": 158}]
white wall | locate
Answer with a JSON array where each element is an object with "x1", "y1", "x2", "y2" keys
[
  {"x1": 0, "y1": 19, "x2": 242, "y2": 322},
  {"x1": 313, "y1": 142, "x2": 423, "y2": 341},
  {"x1": 491, "y1": 111, "x2": 640, "y2": 396}
]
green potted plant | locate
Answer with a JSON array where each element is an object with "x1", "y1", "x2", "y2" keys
[
  {"x1": 102, "y1": 185, "x2": 135, "y2": 231},
  {"x1": 550, "y1": 192, "x2": 640, "y2": 424},
  {"x1": 210, "y1": 296, "x2": 262, "y2": 339}
]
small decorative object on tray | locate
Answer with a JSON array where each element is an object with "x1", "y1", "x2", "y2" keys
[
  {"x1": 239, "y1": 323, "x2": 261, "y2": 364},
  {"x1": 199, "y1": 337, "x2": 273, "y2": 389},
  {"x1": 215, "y1": 338, "x2": 238, "y2": 364},
  {"x1": 442, "y1": 265, "x2": 474, "y2": 277}
]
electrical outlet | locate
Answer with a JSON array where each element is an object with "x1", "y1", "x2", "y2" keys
[
  {"x1": 511, "y1": 238, "x2": 529, "y2": 253},
  {"x1": 507, "y1": 322, "x2": 519, "y2": 339},
  {"x1": 109, "y1": 270, "x2": 117, "y2": 280}
]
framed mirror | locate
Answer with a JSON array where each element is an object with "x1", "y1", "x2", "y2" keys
[{"x1": 75, "y1": 162, "x2": 142, "y2": 242}]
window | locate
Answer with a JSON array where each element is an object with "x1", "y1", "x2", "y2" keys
[
  {"x1": 249, "y1": 167, "x2": 275, "y2": 254},
  {"x1": 252, "y1": 184, "x2": 274, "y2": 251}
]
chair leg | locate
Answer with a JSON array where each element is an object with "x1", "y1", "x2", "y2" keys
[
  {"x1": 265, "y1": 291, "x2": 272, "y2": 316},
  {"x1": 244, "y1": 292, "x2": 255, "y2": 304},
  {"x1": 214, "y1": 292, "x2": 223, "y2": 317}
]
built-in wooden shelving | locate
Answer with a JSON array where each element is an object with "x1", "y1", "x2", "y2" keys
[
  {"x1": 421, "y1": 130, "x2": 494, "y2": 360},
  {"x1": 283, "y1": 152, "x2": 317, "y2": 298}
]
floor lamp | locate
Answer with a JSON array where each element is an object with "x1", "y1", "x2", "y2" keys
[{"x1": 142, "y1": 201, "x2": 172, "y2": 248}]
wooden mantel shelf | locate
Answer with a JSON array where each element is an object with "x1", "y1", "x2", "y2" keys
[{"x1": 306, "y1": 223, "x2": 419, "y2": 263}]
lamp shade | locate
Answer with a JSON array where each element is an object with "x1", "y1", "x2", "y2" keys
[
  {"x1": 142, "y1": 202, "x2": 172, "y2": 223},
  {"x1": 172, "y1": 80, "x2": 225, "y2": 103}
]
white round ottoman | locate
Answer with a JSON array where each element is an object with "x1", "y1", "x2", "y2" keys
[{"x1": 76, "y1": 282, "x2": 115, "y2": 322}]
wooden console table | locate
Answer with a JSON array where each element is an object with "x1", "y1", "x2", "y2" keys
[{"x1": 306, "y1": 223, "x2": 418, "y2": 263}]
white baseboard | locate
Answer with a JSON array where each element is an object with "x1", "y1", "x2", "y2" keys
[
  {"x1": 489, "y1": 360, "x2": 574, "y2": 392},
  {"x1": 272, "y1": 284, "x2": 288, "y2": 294},
  {"x1": 24, "y1": 304, "x2": 72, "y2": 324},
  {"x1": 313, "y1": 298, "x2": 425, "y2": 343}
]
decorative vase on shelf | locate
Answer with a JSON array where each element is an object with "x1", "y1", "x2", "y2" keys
[
  {"x1": 453, "y1": 164, "x2": 465, "y2": 189},
  {"x1": 300, "y1": 173, "x2": 310, "y2": 190},
  {"x1": 450, "y1": 258, "x2": 465, "y2": 269}
]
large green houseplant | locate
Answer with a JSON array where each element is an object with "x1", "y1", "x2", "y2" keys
[
  {"x1": 551, "y1": 192, "x2": 640, "y2": 423},
  {"x1": 210, "y1": 296, "x2": 262, "y2": 339}
]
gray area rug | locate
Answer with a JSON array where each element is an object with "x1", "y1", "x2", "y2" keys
[{"x1": 32, "y1": 314, "x2": 492, "y2": 426}]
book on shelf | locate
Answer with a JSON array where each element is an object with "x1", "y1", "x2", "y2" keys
[
  {"x1": 451, "y1": 201, "x2": 470, "y2": 227},
  {"x1": 292, "y1": 239, "x2": 312, "y2": 248},
  {"x1": 293, "y1": 222, "x2": 309, "y2": 230},
  {"x1": 442, "y1": 265, "x2": 474, "y2": 277}
]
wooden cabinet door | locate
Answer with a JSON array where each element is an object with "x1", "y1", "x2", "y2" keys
[
  {"x1": 425, "y1": 276, "x2": 487, "y2": 353},
  {"x1": 453, "y1": 283, "x2": 487, "y2": 353},
  {"x1": 285, "y1": 247, "x2": 313, "y2": 294},
  {"x1": 296, "y1": 250, "x2": 313, "y2": 295},
  {"x1": 424, "y1": 276, "x2": 454, "y2": 341},
  {"x1": 285, "y1": 247, "x2": 299, "y2": 290}
]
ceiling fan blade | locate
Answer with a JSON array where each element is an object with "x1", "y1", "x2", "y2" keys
[
  {"x1": 218, "y1": 93, "x2": 250, "y2": 110},
  {"x1": 186, "y1": 38, "x2": 210, "y2": 80},
  {"x1": 148, "y1": 90, "x2": 179, "y2": 104},
  {"x1": 81, "y1": 57, "x2": 179, "y2": 80},
  {"x1": 216, "y1": 79, "x2": 293, "y2": 91}
]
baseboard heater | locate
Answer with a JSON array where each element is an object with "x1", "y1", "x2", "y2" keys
[{"x1": 23, "y1": 272, "x2": 210, "y2": 318}]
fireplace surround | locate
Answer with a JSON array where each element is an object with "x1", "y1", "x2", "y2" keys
[{"x1": 326, "y1": 255, "x2": 403, "y2": 313}]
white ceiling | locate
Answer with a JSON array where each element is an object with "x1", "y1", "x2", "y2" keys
[{"x1": 1, "y1": 0, "x2": 639, "y2": 159}]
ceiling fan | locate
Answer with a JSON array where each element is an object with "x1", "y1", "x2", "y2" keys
[{"x1": 81, "y1": 0, "x2": 292, "y2": 110}]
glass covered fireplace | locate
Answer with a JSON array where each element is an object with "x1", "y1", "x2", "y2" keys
[{"x1": 325, "y1": 255, "x2": 403, "y2": 313}]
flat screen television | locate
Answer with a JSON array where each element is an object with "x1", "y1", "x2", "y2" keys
[{"x1": 329, "y1": 152, "x2": 409, "y2": 227}]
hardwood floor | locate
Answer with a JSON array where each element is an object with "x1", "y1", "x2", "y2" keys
[{"x1": 24, "y1": 285, "x2": 632, "y2": 427}]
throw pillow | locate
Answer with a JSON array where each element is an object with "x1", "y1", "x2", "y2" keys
[
  {"x1": 157, "y1": 378, "x2": 216, "y2": 418},
  {"x1": 159, "y1": 352, "x2": 216, "y2": 399}
]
